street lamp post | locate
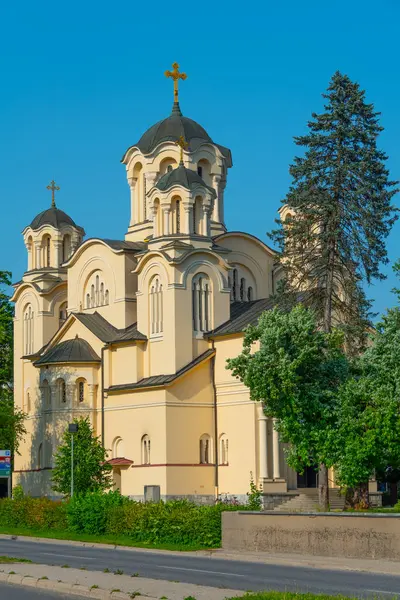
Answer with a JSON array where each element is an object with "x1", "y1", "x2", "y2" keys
[{"x1": 68, "y1": 423, "x2": 79, "y2": 497}]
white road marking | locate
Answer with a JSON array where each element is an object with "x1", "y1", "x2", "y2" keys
[
  {"x1": 40, "y1": 552, "x2": 95, "y2": 561},
  {"x1": 157, "y1": 565, "x2": 245, "y2": 577},
  {"x1": 366, "y1": 591, "x2": 397, "y2": 596}
]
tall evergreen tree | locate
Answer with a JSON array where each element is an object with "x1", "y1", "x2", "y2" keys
[{"x1": 270, "y1": 72, "x2": 398, "y2": 509}]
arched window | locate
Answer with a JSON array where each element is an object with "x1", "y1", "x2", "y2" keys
[
  {"x1": 42, "y1": 235, "x2": 51, "y2": 267},
  {"x1": 95, "y1": 275, "x2": 100, "y2": 307},
  {"x1": 105, "y1": 290, "x2": 109, "y2": 305},
  {"x1": 197, "y1": 165, "x2": 203, "y2": 177},
  {"x1": 193, "y1": 197, "x2": 202, "y2": 235},
  {"x1": 26, "y1": 390, "x2": 31, "y2": 413},
  {"x1": 59, "y1": 302, "x2": 68, "y2": 328},
  {"x1": 42, "y1": 379, "x2": 51, "y2": 407},
  {"x1": 200, "y1": 434, "x2": 212, "y2": 464},
  {"x1": 150, "y1": 277, "x2": 163, "y2": 336},
  {"x1": 175, "y1": 199, "x2": 181, "y2": 234},
  {"x1": 247, "y1": 286, "x2": 253, "y2": 302},
  {"x1": 27, "y1": 236, "x2": 34, "y2": 270},
  {"x1": 112, "y1": 437, "x2": 124, "y2": 459},
  {"x1": 57, "y1": 379, "x2": 67, "y2": 405},
  {"x1": 62, "y1": 234, "x2": 71, "y2": 263},
  {"x1": 219, "y1": 434, "x2": 229, "y2": 465},
  {"x1": 38, "y1": 443, "x2": 43, "y2": 470},
  {"x1": 76, "y1": 378, "x2": 86, "y2": 403},
  {"x1": 91, "y1": 284, "x2": 95, "y2": 307},
  {"x1": 100, "y1": 283, "x2": 104, "y2": 306},
  {"x1": 24, "y1": 305, "x2": 34, "y2": 355},
  {"x1": 192, "y1": 274, "x2": 211, "y2": 333},
  {"x1": 86, "y1": 294, "x2": 91, "y2": 309},
  {"x1": 232, "y1": 269, "x2": 238, "y2": 301},
  {"x1": 141, "y1": 435, "x2": 151, "y2": 465},
  {"x1": 240, "y1": 277, "x2": 245, "y2": 301}
]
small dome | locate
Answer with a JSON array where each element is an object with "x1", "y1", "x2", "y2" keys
[
  {"x1": 134, "y1": 102, "x2": 212, "y2": 155},
  {"x1": 29, "y1": 207, "x2": 78, "y2": 231},
  {"x1": 156, "y1": 163, "x2": 216, "y2": 196}
]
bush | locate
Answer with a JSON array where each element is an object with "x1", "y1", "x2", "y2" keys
[
  {"x1": 67, "y1": 490, "x2": 125, "y2": 534},
  {"x1": 0, "y1": 497, "x2": 67, "y2": 530},
  {"x1": 0, "y1": 493, "x2": 247, "y2": 547}
]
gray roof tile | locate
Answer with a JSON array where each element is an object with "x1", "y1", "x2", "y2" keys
[
  {"x1": 207, "y1": 298, "x2": 276, "y2": 338},
  {"x1": 74, "y1": 312, "x2": 147, "y2": 343},
  {"x1": 34, "y1": 337, "x2": 100, "y2": 366}
]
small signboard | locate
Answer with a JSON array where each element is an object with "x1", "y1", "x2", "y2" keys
[{"x1": 0, "y1": 451, "x2": 11, "y2": 478}]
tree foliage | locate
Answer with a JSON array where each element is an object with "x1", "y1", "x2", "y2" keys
[
  {"x1": 52, "y1": 417, "x2": 112, "y2": 496},
  {"x1": 227, "y1": 306, "x2": 349, "y2": 475},
  {"x1": 270, "y1": 71, "x2": 398, "y2": 353},
  {"x1": 0, "y1": 271, "x2": 26, "y2": 456}
]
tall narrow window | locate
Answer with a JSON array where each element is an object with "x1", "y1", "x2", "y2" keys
[
  {"x1": 62, "y1": 234, "x2": 71, "y2": 263},
  {"x1": 192, "y1": 274, "x2": 211, "y2": 333},
  {"x1": 38, "y1": 443, "x2": 43, "y2": 470},
  {"x1": 95, "y1": 275, "x2": 100, "y2": 307},
  {"x1": 60, "y1": 380, "x2": 66, "y2": 404},
  {"x1": 200, "y1": 434, "x2": 211, "y2": 464},
  {"x1": 197, "y1": 165, "x2": 203, "y2": 177},
  {"x1": 105, "y1": 290, "x2": 109, "y2": 305},
  {"x1": 86, "y1": 294, "x2": 91, "y2": 309},
  {"x1": 100, "y1": 283, "x2": 104, "y2": 306},
  {"x1": 91, "y1": 285, "x2": 95, "y2": 307},
  {"x1": 142, "y1": 435, "x2": 151, "y2": 464},
  {"x1": 150, "y1": 277, "x2": 163, "y2": 336},
  {"x1": 232, "y1": 269, "x2": 238, "y2": 301},
  {"x1": 59, "y1": 302, "x2": 68, "y2": 328},
  {"x1": 220, "y1": 435, "x2": 229, "y2": 465},
  {"x1": 44, "y1": 236, "x2": 51, "y2": 267},
  {"x1": 24, "y1": 305, "x2": 34, "y2": 354},
  {"x1": 247, "y1": 286, "x2": 253, "y2": 302},
  {"x1": 42, "y1": 379, "x2": 51, "y2": 407},
  {"x1": 240, "y1": 277, "x2": 245, "y2": 301},
  {"x1": 26, "y1": 391, "x2": 31, "y2": 413},
  {"x1": 176, "y1": 200, "x2": 180, "y2": 233},
  {"x1": 79, "y1": 381, "x2": 84, "y2": 403},
  {"x1": 192, "y1": 202, "x2": 196, "y2": 234}
]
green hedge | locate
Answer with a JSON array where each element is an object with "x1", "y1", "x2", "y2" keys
[{"x1": 0, "y1": 492, "x2": 246, "y2": 547}]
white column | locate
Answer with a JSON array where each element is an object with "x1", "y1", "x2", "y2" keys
[
  {"x1": 128, "y1": 178, "x2": 137, "y2": 226},
  {"x1": 272, "y1": 418, "x2": 281, "y2": 479},
  {"x1": 258, "y1": 406, "x2": 269, "y2": 480},
  {"x1": 34, "y1": 241, "x2": 42, "y2": 269},
  {"x1": 183, "y1": 204, "x2": 191, "y2": 235},
  {"x1": 163, "y1": 207, "x2": 171, "y2": 236}
]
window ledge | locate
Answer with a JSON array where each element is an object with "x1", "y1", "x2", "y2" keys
[{"x1": 150, "y1": 334, "x2": 164, "y2": 342}]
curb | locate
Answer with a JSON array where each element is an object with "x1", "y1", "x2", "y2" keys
[{"x1": 0, "y1": 570, "x2": 158, "y2": 599}]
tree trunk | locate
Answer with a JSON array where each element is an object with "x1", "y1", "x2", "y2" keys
[
  {"x1": 319, "y1": 464, "x2": 329, "y2": 511},
  {"x1": 345, "y1": 483, "x2": 370, "y2": 509}
]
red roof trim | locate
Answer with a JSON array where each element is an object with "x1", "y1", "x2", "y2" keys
[{"x1": 107, "y1": 457, "x2": 133, "y2": 466}]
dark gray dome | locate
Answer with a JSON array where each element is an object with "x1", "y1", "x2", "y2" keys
[
  {"x1": 35, "y1": 336, "x2": 100, "y2": 365},
  {"x1": 30, "y1": 207, "x2": 77, "y2": 230},
  {"x1": 156, "y1": 163, "x2": 216, "y2": 195},
  {"x1": 134, "y1": 102, "x2": 212, "y2": 155}
]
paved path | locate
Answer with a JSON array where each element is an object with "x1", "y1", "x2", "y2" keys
[
  {"x1": 0, "y1": 581, "x2": 85, "y2": 599},
  {"x1": 0, "y1": 536, "x2": 400, "y2": 598}
]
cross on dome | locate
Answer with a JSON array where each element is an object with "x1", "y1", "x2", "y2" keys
[
  {"x1": 46, "y1": 180, "x2": 60, "y2": 208},
  {"x1": 165, "y1": 62, "x2": 187, "y2": 105},
  {"x1": 175, "y1": 135, "x2": 189, "y2": 163}
]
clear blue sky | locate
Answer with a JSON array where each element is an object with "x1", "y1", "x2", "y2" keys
[{"x1": 1, "y1": 0, "x2": 399, "y2": 318}]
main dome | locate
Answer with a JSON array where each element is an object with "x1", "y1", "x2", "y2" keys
[
  {"x1": 29, "y1": 207, "x2": 78, "y2": 230},
  {"x1": 133, "y1": 102, "x2": 213, "y2": 155}
]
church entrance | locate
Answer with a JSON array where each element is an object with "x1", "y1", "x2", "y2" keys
[{"x1": 297, "y1": 466, "x2": 318, "y2": 488}]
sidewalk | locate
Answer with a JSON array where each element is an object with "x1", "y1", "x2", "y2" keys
[
  {"x1": 1, "y1": 533, "x2": 399, "y2": 576},
  {"x1": 0, "y1": 562, "x2": 243, "y2": 600}
]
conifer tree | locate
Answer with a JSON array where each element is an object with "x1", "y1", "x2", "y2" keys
[{"x1": 270, "y1": 72, "x2": 398, "y2": 509}]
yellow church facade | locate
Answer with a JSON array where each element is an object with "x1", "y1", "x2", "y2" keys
[{"x1": 12, "y1": 65, "x2": 303, "y2": 502}]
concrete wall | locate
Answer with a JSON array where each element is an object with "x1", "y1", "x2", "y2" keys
[{"x1": 222, "y1": 511, "x2": 400, "y2": 561}]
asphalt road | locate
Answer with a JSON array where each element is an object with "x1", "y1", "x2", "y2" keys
[
  {"x1": 0, "y1": 537, "x2": 400, "y2": 598},
  {"x1": 0, "y1": 582, "x2": 86, "y2": 599}
]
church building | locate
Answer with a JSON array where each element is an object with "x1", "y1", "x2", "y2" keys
[{"x1": 13, "y1": 64, "x2": 314, "y2": 502}]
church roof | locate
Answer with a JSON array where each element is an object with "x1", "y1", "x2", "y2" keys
[
  {"x1": 29, "y1": 207, "x2": 80, "y2": 231},
  {"x1": 206, "y1": 298, "x2": 276, "y2": 338},
  {"x1": 74, "y1": 311, "x2": 147, "y2": 343},
  {"x1": 107, "y1": 349, "x2": 215, "y2": 393},
  {"x1": 155, "y1": 163, "x2": 216, "y2": 195},
  {"x1": 124, "y1": 102, "x2": 232, "y2": 165},
  {"x1": 34, "y1": 336, "x2": 100, "y2": 366}
]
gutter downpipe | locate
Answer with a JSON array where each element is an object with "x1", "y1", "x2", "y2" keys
[
  {"x1": 211, "y1": 340, "x2": 219, "y2": 500},
  {"x1": 101, "y1": 344, "x2": 109, "y2": 447}
]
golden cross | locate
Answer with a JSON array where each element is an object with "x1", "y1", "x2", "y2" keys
[
  {"x1": 46, "y1": 180, "x2": 60, "y2": 208},
  {"x1": 165, "y1": 62, "x2": 187, "y2": 104},
  {"x1": 175, "y1": 136, "x2": 189, "y2": 163}
]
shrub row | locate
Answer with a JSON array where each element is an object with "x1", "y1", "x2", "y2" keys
[{"x1": 0, "y1": 492, "x2": 247, "y2": 547}]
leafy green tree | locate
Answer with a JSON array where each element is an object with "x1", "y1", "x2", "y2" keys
[
  {"x1": 0, "y1": 271, "x2": 26, "y2": 456},
  {"x1": 270, "y1": 72, "x2": 398, "y2": 508},
  {"x1": 227, "y1": 306, "x2": 349, "y2": 497},
  {"x1": 52, "y1": 417, "x2": 113, "y2": 496},
  {"x1": 332, "y1": 299, "x2": 400, "y2": 506}
]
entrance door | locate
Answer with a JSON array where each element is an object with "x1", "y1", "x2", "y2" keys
[
  {"x1": 0, "y1": 479, "x2": 8, "y2": 498},
  {"x1": 297, "y1": 466, "x2": 318, "y2": 488}
]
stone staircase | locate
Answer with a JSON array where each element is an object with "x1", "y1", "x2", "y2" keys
[{"x1": 273, "y1": 488, "x2": 345, "y2": 512}]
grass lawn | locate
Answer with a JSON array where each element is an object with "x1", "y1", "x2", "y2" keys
[
  {"x1": 0, "y1": 556, "x2": 32, "y2": 563},
  {"x1": 0, "y1": 526, "x2": 212, "y2": 552},
  {"x1": 225, "y1": 594, "x2": 367, "y2": 600}
]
